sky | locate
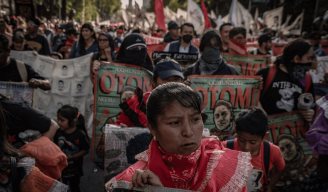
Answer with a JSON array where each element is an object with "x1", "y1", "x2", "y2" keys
[{"x1": 121, "y1": 0, "x2": 143, "y2": 8}]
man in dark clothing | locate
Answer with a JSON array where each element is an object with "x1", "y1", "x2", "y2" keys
[
  {"x1": 0, "y1": 34, "x2": 51, "y2": 90},
  {"x1": 25, "y1": 18, "x2": 51, "y2": 55},
  {"x1": 184, "y1": 30, "x2": 238, "y2": 77},
  {"x1": 1, "y1": 96, "x2": 59, "y2": 148},
  {"x1": 163, "y1": 22, "x2": 199, "y2": 54},
  {"x1": 163, "y1": 21, "x2": 180, "y2": 43},
  {"x1": 254, "y1": 33, "x2": 272, "y2": 56}
]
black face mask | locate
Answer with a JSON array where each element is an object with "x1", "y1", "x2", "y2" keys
[
  {"x1": 201, "y1": 47, "x2": 222, "y2": 64},
  {"x1": 122, "y1": 49, "x2": 147, "y2": 66},
  {"x1": 291, "y1": 62, "x2": 312, "y2": 81},
  {"x1": 182, "y1": 34, "x2": 193, "y2": 44}
]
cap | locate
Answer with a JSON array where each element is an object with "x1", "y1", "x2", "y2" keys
[
  {"x1": 154, "y1": 59, "x2": 184, "y2": 80},
  {"x1": 123, "y1": 33, "x2": 147, "y2": 50},
  {"x1": 168, "y1": 21, "x2": 179, "y2": 30}
]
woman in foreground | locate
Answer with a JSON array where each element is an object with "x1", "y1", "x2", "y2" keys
[{"x1": 106, "y1": 82, "x2": 252, "y2": 192}]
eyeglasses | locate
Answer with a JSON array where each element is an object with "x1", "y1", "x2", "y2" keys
[{"x1": 98, "y1": 38, "x2": 108, "y2": 42}]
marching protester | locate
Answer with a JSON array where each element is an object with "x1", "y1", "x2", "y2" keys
[
  {"x1": 163, "y1": 21, "x2": 180, "y2": 43},
  {"x1": 184, "y1": 30, "x2": 239, "y2": 77},
  {"x1": 0, "y1": 94, "x2": 59, "y2": 148},
  {"x1": 69, "y1": 22, "x2": 98, "y2": 58},
  {"x1": 115, "y1": 58, "x2": 184, "y2": 127},
  {"x1": 11, "y1": 29, "x2": 30, "y2": 51},
  {"x1": 25, "y1": 17, "x2": 51, "y2": 55},
  {"x1": 256, "y1": 39, "x2": 328, "y2": 191},
  {"x1": 0, "y1": 34, "x2": 51, "y2": 90},
  {"x1": 114, "y1": 26, "x2": 124, "y2": 48},
  {"x1": 306, "y1": 32, "x2": 327, "y2": 57},
  {"x1": 0, "y1": 101, "x2": 68, "y2": 192},
  {"x1": 106, "y1": 82, "x2": 252, "y2": 191},
  {"x1": 54, "y1": 105, "x2": 90, "y2": 192},
  {"x1": 219, "y1": 23, "x2": 233, "y2": 53},
  {"x1": 115, "y1": 33, "x2": 153, "y2": 71},
  {"x1": 163, "y1": 22, "x2": 199, "y2": 54},
  {"x1": 224, "y1": 108, "x2": 285, "y2": 192},
  {"x1": 93, "y1": 32, "x2": 115, "y2": 62},
  {"x1": 228, "y1": 27, "x2": 248, "y2": 55},
  {"x1": 52, "y1": 24, "x2": 66, "y2": 53},
  {"x1": 251, "y1": 33, "x2": 273, "y2": 56}
]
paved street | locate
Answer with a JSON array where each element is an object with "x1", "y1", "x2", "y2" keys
[{"x1": 80, "y1": 154, "x2": 105, "y2": 192}]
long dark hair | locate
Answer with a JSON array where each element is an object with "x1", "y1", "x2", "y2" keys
[
  {"x1": 280, "y1": 39, "x2": 311, "y2": 71},
  {"x1": 78, "y1": 23, "x2": 97, "y2": 56},
  {"x1": 57, "y1": 105, "x2": 89, "y2": 140}
]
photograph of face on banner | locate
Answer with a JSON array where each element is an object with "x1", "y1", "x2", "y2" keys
[
  {"x1": 53, "y1": 61, "x2": 75, "y2": 78},
  {"x1": 52, "y1": 78, "x2": 71, "y2": 95},
  {"x1": 71, "y1": 78, "x2": 92, "y2": 97},
  {"x1": 211, "y1": 99, "x2": 235, "y2": 140}
]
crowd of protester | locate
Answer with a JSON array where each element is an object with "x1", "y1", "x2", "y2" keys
[{"x1": 0, "y1": 12, "x2": 328, "y2": 192}]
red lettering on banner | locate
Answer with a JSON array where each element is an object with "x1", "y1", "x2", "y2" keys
[
  {"x1": 116, "y1": 73, "x2": 126, "y2": 93},
  {"x1": 269, "y1": 119, "x2": 305, "y2": 144},
  {"x1": 126, "y1": 76, "x2": 142, "y2": 89},
  {"x1": 235, "y1": 87, "x2": 251, "y2": 108},
  {"x1": 100, "y1": 72, "x2": 115, "y2": 94},
  {"x1": 209, "y1": 86, "x2": 220, "y2": 109},
  {"x1": 194, "y1": 87, "x2": 208, "y2": 107},
  {"x1": 219, "y1": 87, "x2": 236, "y2": 106}
]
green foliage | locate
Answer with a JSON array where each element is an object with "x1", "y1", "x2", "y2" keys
[{"x1": 62, "y1": 0, "x2": 121, "y2": 21}]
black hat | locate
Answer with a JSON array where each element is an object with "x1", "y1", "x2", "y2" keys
[
  {"x1": 168, "y1": 21, "x2": 179, "y2": 30},
  {"x1": 154, "y1": 58, "x2": 184, "y2": 80},
  {"x1": 122, "y1": 33, "x2": 146, "y2": 50}
]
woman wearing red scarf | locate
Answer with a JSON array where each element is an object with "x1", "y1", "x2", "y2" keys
[
  {"x1": 228, "y1": 27, "x2": 248, "y2": 56},
  {"x1": 106, "y1": 82, "x2": 252, "y2": 191}
]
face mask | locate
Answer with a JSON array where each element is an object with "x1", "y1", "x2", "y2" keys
[
  {"x1": 291, "y1": 62, "x2": 312, "y2": 81},
  {"x1": 201, "y1": 47, "x2": 221, "y2": 64},
  {"x1": 182, "y1": 34, "x2": 193, "y2": 44},
  {"x1": 122, "y1": 49, "x2": 147, "y2": 65}
]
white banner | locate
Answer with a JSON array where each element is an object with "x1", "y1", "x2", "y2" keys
[
  {"x1": 263, "y1": 6, "x2": 283, "y2": 31},
  {"x1": 10, "y1": 51, "x2": 93, "y2": 120},
  {"x1": 187, "y1": 0, "x2": 205, "y2": 35},
  {"x1": 0, "y1": 81, "x2": 33, "y2": 106}
]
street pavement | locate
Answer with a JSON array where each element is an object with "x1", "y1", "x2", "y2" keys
[{"x1": 80, "y1": 154, "x2": 105, "y2": 192}]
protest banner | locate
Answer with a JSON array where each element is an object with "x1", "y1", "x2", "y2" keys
[
  {"x1": 104, "y1": 125, "x2": 150, "y2": 181},
  {"x1": 94, "y1": 63, "x2": 152, "y2": 163},
  {"x1": 147, "y1": 43, "x2": 167, "y2": 59},
  {"x1": 222, "y1": 53, "x2": 270, "y2": 76},
  {"x1": 9, "y1": 51, "x2": 94, "y2": 121},
  {"x1": 189, "y1": 75, "x2": 262, "y2": 139},
  {"x1": 152, "y1": 51, "x2": 198, "y2": 69},
  {"x1": 267, "y1": 112, "x2": 317, "y2": 189},
  {"x1": 0, "y1": 81, "x2": 33, "y2": 106}
]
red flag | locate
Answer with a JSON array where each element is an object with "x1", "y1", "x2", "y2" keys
[
  {"x1": 154, "y1": 0, "x2": 166, "y2": 32},
  {"x1": 200, "y1": 0, "x2": 211, "y2": 29}
]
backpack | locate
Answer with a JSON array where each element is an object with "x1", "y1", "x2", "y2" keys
[
  {"x1": 226, "y1": 140, "x2": 271, "y2": 176},
  {"x1": 263, "y1": 65, "x2": 312, "y2": 94}
]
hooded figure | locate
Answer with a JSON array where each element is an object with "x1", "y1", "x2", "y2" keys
[
  {"x1": 184, "y1": 30, "x2": 239, "y2": 77},
  {"x1": 116, "y1": 33, "x2": 153, "y2": 71}
]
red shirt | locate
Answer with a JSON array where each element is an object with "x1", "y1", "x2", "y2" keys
[{"x1": 223, "y1": 139, "x2": 285, "y2": 192}]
